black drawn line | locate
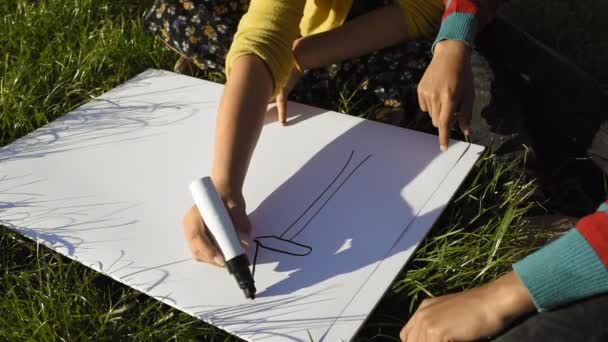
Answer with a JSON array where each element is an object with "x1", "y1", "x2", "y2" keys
[
  {"x1": 289, "y1": 153, "x2": 373, "y2": 240},
  {"x1": 254, "y1": 236, "x2": 314, "y2": 256},
  {"x1": 251, "y1": 150, "x2": 373, "y2": 279},
  {"x1": 252, "y1": 235, "x2": 313, "y2": 278},
  {"x1": 279, "y1": 150, "x2": 354, "y2": 238}
]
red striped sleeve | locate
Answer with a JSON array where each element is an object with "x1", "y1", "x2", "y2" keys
[
  {"x1": 577, "y1": 210, "x2": 608, "y2": 268},
  {"x1": 441, "y1": 0, "x2": 498, "y2": 30}
]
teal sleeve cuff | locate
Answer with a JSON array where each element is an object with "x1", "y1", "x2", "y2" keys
[
  {"x1": 513, "y1": 229, "x2": 608, "y2": 311},
  {"x1": 432, "y1": 12, "x2": 478, "y2": 54}
]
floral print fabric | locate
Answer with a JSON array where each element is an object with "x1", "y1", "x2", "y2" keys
[{"x1": 145, "y1": 0, "x2": 434, "y2": 124}]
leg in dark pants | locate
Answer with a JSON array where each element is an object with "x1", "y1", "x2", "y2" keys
[
  {"x1": 475, "y1": 18, "x2": 608, "y2": 341},
  {"x1": 493, "y1": 294, "x2": 608, "y2": 342}
]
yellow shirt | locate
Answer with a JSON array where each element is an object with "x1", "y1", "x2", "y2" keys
[{"x1": 226, "y1": 0, "x2": 443, "y2": 95}]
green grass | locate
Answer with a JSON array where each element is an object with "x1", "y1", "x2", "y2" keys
[
  {"x1": 0, "y1": 0, "x2": 605, "y2": 340},
  {"x1": 1, "y1": 231, "x2": 233, "y2": 341},
  {"x1": 0, "y1": 0, "x2": 174, "y2": 146}
]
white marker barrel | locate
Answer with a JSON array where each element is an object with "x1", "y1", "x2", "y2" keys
[{"x1": 189, "y1": 177, "x2": 244, "y2": 261}]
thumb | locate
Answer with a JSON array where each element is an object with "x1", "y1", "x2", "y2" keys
[
  {"x1": 227, "y1": 206, "x2": 252, "y2": 249},
  {"x1": 239, "y1": 229, "x2": 251, "y2": 249}
]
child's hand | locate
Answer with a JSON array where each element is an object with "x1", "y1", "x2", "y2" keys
[
  {"x1": 182, "y1": 197, "x2": 251, "y2": 267},
  {"x1": 400, "y1": 272, "x2": 534, "y2": 342},
  {"x1": 418, "y1": 40, "x2": 474, "y2": 151}
]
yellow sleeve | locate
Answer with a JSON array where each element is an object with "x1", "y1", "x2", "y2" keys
[
  {"x1": 396, "y1": 0, "x2": 444, "y2": 40},
  {"x1": 299, "y1": 0, "x2": 352, "y2": 36},
  {"x1": 225, "y1": 0, "x2": 305, "y2": 96}
]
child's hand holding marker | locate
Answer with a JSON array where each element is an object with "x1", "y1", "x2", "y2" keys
[
  {"x1": 183, "y1": 183, "x2": 251, "y2": 268},
  {"x1": 187, "y1": 177, "x2": 257, "y2": 299}
]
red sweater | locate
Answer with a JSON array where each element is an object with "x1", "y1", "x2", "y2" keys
[
  {"x1": 433, "y1": 0, "x2": 498, "y2": 51},
  {"x1": 436, "y1": 0, "x2": 608, "y2": 310}
]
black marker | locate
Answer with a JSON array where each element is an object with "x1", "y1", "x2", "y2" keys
[{"x1": 189, "y1": 177, "x2": 256, "y2": 299}]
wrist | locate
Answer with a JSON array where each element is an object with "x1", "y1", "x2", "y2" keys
[
  {"x1": 485, "y1": 272, "x2": 535, "y2": 323},
  {"x1": 210, "y1": 175, "x2": 245, "y2": 209},
  {"x1": 434, "y1": 40, "x2": 472, "y2": 60}
]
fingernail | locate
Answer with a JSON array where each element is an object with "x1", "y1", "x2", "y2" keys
[
  {"x1": 440, "y1": 145, "x2": 447, "y2": 152},
  {"x1": 214, "y1": 255, "x2": 225, "y2": 267}
]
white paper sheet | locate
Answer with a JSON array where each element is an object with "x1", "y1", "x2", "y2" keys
[{"x1": 0, "y1": 69, "x2": 484, "y2": 341}]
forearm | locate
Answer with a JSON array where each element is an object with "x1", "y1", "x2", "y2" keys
[
  {"x1": 294, "y1": 4, "x2": 408, "y2": 70},
  {"x1": 489, "y1": 271, "x2": 535, "y2": 322},
  {"x1": 513, "y1": 215, "x2": 608, "y2": 311},
  {"x1": 212, "y1": 55, "x2": 273, "y2": 204}
]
